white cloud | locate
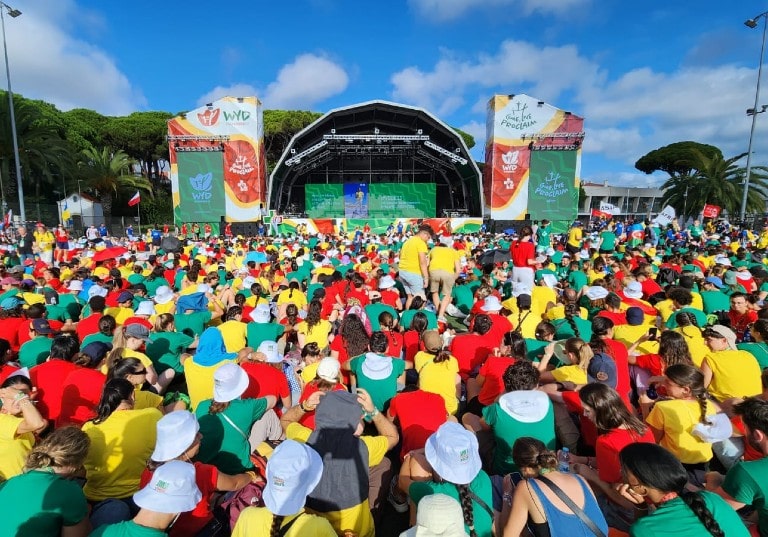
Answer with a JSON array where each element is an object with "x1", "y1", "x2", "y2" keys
[
  {"x1": 5, "y1": 1, "x2": 145, "y2": 115},
  {"x1": 408, "y1": 0, "x2": 588, "y2": 23},
  {"x1": 196, "y1": 84, "x2": 259, "y2": 108},
  {"x1": 262, "y1": 53, "x2": 349, "y2": 109}
]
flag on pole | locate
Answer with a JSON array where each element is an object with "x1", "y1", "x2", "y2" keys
[
  {"x1": 702, "y1": 204, "x2": 721, "y2": 218},
  {"x1": 3, "y1": 209, "x2": 12, "y2": 228},
  {"x1": 62, "y1": 200, "x2": 71, "y2": 223},
  {"x1": 599, "y1": 201, "x2": 621, "y2": 215},
  {"x1": 591, "y1": 208, "x2": 611, "y2": 219},
  {"x1": 128, "y1": 191, "x2": 141, "y2": 207}
]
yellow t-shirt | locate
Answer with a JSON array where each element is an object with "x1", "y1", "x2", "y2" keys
[
  {"x1": 296, "y1": 320, "x2": 332, "y2": 349},
  {"x1": 428, "y1": 246, "x2": 459, "y2": 273},
  {"x1": 231, "y1": 508, "x2": 337, "y2": 537},
  {"x1": 101, "y1": 349, "x2": 153, "y2": 375},
  {"x1": 34, "y1": 231, "x2": 55, "y2": 251},
  {"x1": 276, "y1": 289, "x2": 307, "y2": 309},
  {"x1": 551, "y1": 365, "x2": 588, "y2": 385},
  {"x1": 244, "y1": 295, "x2": 269, "y2": 308},
  {"x1": 414, "y1": 351, "x2": 459, "y2": 414},
  {"x1": 21, "y1": 292, "x2": 45, "y2": 306},
  {"x1": 154, "y1": 301, "x2": 175, "y2": 316},
  {"x1": 612, "y1": 324, "x2": 660, "y2": 356},
  {"x1": 134, "y1": 388, "x2": 163, "y2": 410},
  {"x1": 82, "y1": 407, "x2": 161, "y2": 501},
  {"x1": 704, "y1": 350, "x2": 762, "y2": 402},
  {"x1": 0, "y1": 414, "x2": 34, "y2": 480},
  {"x1": 532, "y1": 287, "x2": 557, "y2": 317},
  {"x1": 655, "y1": 299, "x2": 676, "y2": 323},
  {"x1": 672, "y1": 327, "x2": 709, "y2": 367},
  {"x1": 93, "y1": 266, "x2": 110, "y2": 279},
  {"x1": 399, "y1": 236, "x2": 428, "y2": 275},
  {"x1": 506, "y1": 309, "x2": 541, "y2": 339},
  {"x1": 567, "y1": 228, "x2": 583, "y2": 248},
  {"x1": 218, "y1": 320, "x2": 248, "y2": 353},
  {"x1": 646, "y1": 399, "x2": 718, "y2": 464},
  {"x1": 300, "y1": 361, "x2": 320, "y2": 385},
  {"x1": 545, "y1": 305, "x2": 588, "y2": 321},
  {"x1": 105, "y1": 306, "x2": 134, "y2": 326},
  {"x1": 285, "y1": 422, "x2": 388, "y2": 467},
  {"x1": 183, "y1": 358, "x2": 236, "y2": 411}
]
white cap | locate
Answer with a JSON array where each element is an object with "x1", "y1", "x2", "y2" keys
[
  {"x1": 378, "y1": 275, "x2": 396, "y2": 289},
  {"x1": 242, "y1": 276, "x2": 256, "y2": 288},
  {"x1": 402, "y1": 494, "x2": 470, "y2": 537},
  {"x1": 585, "y1": 286, "x2": 609, "y2": 300},
  {"x1": 424, "y1": 422, "x2": 482, "y2": 485},
  {"x1": 213, "y1": 363, "x2": 250, "y2": 403},
  {"x1": 67, "y1": 280, "x2": 83, "y2": 291},
  {"x1": 263, "y1": 440, "x2": 324, "y2": 516},
  {"x1": 623, "y1": 281, "x2": 643, "y2": 299},
  {"x1": 154, "y1": 286, "x2": 174, "y2": 304},
  {"x1": 135, "y1": 301, "x2": 156, "y2": 316},
  {"x1": 88, "y1": 285, "x2": 108, "y2": 299},
  {"x1": 133, "y1": 460, "x2": 202, "y2": 514},
  {"x1": 316, "y1": 357, "x2": 341, "y2": 382},
  {"x1": 481, "y1": 296, "x2": 502, "y2": 312},
  {"x1": 250, "y1": 303, "x2": 271, "y2": 324},
  {"x1": 257, "y1": 340, "x2": 282, "y2": 363},
  {"x1": 151, "y1": 411, "x2": 199, "y2": 462}
]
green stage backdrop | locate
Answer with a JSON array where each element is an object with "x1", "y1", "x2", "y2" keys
[
  {"x1": 176, "y1": 152, "x2": 226, "y2": 223},
  {"x1": 528, "y1": 151, "x2": 578, "y2": 233},
  {"x1": 305, "y1": 183, "x2": 436, "y2": 218}
]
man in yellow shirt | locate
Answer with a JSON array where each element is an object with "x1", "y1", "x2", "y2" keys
[
  {"x1": 701, "y1": 325, "x2": 762, "y2": 402},
  {"x1": 428, "y1": 235, "x2": 461, "y2": 320},
  {"x1": 566, "y1": 221, "x2": 583, "y2": 255},
  {"x1": 398, "y1": 224, "x2": 432, "y2": 310},
  {"x1": 33, "y1": 223, "x2": 55, "y2": 266}
]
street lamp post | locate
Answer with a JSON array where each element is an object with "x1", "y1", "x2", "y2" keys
[
  {"x1": 0, "y1": 2, "x2": 23, "y2": 223},
  {"x1": 741, "y1": 11, "x2": 768, "y2": 223},
  {"x1": 77, "y1": 180, "x2": 84, "y2": 232}
]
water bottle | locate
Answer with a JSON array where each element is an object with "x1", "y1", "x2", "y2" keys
[{"x1": 558, "y1": 447, "x2": 570, "y2": 473}]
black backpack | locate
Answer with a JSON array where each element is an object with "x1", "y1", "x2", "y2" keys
[{"x1": 656, "y1": 267, "x2": 677, "y2": 287}]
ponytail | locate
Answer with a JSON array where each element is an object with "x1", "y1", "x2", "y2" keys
[
  {"x1": 679, "y1": 491, "x2": 725, "y2": 537},
  {"x1": 91, "y1": 378, "x2": 134, "y2": 424},
  {"x1": 564, "y1": 303, "x2": 580, "y2": 338},
  {"x1": 269, "y1": 514, "x2": 285, "y2": 537},
  {"x1": 456, "y1": 484, "x2": 478, "y2": 537}
]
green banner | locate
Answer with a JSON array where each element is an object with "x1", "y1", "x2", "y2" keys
[
  {"x1": 305, "y1": 184, "x2": 344, "y2": 218},
  {"x1": 527, "y1": 151, "x2": 578, "y2": 226},
  {"x1": 176, "y1": 152, "x2": 226, "y2": 223}
]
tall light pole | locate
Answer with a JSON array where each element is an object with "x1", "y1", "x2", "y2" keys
[
  {"x1": 0, "y1": 2, "x2": 22, "y2": 223},
  {"x1": 741, "y1": 11, "x2": 768, "y2": 223}
]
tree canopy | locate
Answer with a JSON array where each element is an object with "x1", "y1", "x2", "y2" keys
[{"x1": 635, "y1": 141, "x2": 723, "y2": 178}]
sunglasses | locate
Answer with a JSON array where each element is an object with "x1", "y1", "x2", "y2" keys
[{"x1": 131, "y1": 369, "x2": 147, "y2": 376}]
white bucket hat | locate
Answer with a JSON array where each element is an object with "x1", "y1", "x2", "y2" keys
[
  {"x1": 541, "y1": 274, "x2": 558, "y2": 288},
  {"x1": 67, "y1": 280, "x2": 83, "y2": 291},
  {"x1": 424, "y1": 422, "x2": 482, "y2": 485},
  {"x1": 316, "y1": 357, "x2": 341, "y2": 382},
  {"x1": 250, "y1": 303, "x2": 271, "y2": 324},
  {"x1": 135, "y1": 301, "x2": 156, "y2": 316},
  {"x1": 481, "y1": 296, "x2": 502, "y2": 312},
  {"x1": 88, "y1": 285, "x2": 108, "y2": 299},
  {"x1": 263, "y1": 440, "x2": 324, "y2": 516},
  {"x1": 403, "y1": 493, "x2": 469, "y2": 537},
  {"x1": 379, "y1": 275, "x2": 396, "y2": 290},
  {"x1": 213, "y1": 363, "x2": 250, "y2": 403},
  {"x1": 585, "y1": 286, "x2": 609, "y2": 301},
  {"x1": 623, "y1": 281, "x2": 643, "y2": 299},
  {"x1": 154, "y1": 286, "x2": 174, "y2": 305},
  {"x1": 133, "y1": 460, "x2": 202, "y2": 514},
  {"x1": 242, "y1": 276, "x2": 256, "y2": 288},
  {"x1": 151, "y1": 411, "x2": 200, "y2": 462},
  {"x1": 258, "y1": 340, "x2": 282, "y2": 363}
]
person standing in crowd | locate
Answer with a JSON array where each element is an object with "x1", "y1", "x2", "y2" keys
[
  {"x1": 428, "y1": 233, "x2": 461, "y2": 322},
  {"x1": 510, "y1": 225, "x2": 537, "y2": 289},
  {"x1": 398, "y1": 224, "x2": 433, "y2": 310}
]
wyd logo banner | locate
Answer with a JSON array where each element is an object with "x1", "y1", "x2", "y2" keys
[
  {"x1": 177, "y1": 152, "x2": 226, "y2": 222},
  {"x1": 197, "y1": 108, "x2": 220, "y2": 127}
]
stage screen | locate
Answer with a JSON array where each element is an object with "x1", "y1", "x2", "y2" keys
[
  {"x1": 305, "y1": 183, "x2": 435, "y2": 218},
  {"x1": 175, "y1": 152, "x2": 226, "y2": 223},
  {"x1": 527, "y1": 150, "x2": 579, "y2": 225}
]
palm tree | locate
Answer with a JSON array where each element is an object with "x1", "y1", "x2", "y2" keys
[
  {"x1": 78, "y1": 146, "x2": 152, "y2": 214},
  {"x1": 661, "y1": 150, "x2": 768, "y2": 219}
]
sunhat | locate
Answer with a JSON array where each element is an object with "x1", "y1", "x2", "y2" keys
[
  {"x1": 250, "y1": 303, "x2": 271, "y2": 323},
  {"x1": 151, "y1": 411, "x2": 200, "y2": 462},
  {"x1": 154, "y1": 285, "x2": 174, "y2": 304},
  {"x1": 316, "y1": 357, "x2": 341, "y2": 382},
  {"x1": 424, "y1": 422, "x2": 482, "y2": 485},
  {"x1": 481, "y1": 296, "x2": 502, "y2": 312},
  {"x1": 257, "y1": 340, "x2": 282, "y2": 363},
  {"x1": 402, "y1": 494, "x2": 469, "y2": 537},
  {"x1": 213, "y1": 363, "x2": 250, "y2": 402},
  {"x1": 623, "y1": 281, "x2": 643, "y2": 299},
  {"x1": 379, "y1": 275, "x2": 396, "y2": 289},
  {"x1": 585, "y1": 286, "x2": 609, "y2": 301},
  {"x1": 135, "y1": 301, "x2": 156, "y2": 316},
  {"x1": 133, "y1": 460, "x2": 202, "y2": 514},
  {"x1": 262, "y1": 440, "x2": 324, "y2": 516}
]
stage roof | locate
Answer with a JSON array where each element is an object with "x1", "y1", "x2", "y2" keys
[{"x1": 268, "y1": 100, "x2": 483, "y2": 217}]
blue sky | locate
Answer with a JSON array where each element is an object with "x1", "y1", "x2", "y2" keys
[{"x1": 7, "y1": 0, "x2": 768, "y2": 187}]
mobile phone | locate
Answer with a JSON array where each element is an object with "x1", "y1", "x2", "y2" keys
[
  {"x1": 647, "y1": 327, "x2": 658, "y2": 341},
  {"x1": 646, "y1": 384, "x2": 659, "y2": 400},
  {"x1": 509, "y1": 471, "x2": 523, "y2": 486}
]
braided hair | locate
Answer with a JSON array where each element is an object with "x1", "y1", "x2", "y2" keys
[
  {"x1": 563, "y1": 302, "x2": 581, "y2": 338},
  {"x1": 619, "y1": 443, "x2": 725, "y2": 537},
  {"x1": 665, "y1": 364, "x2": 711, "y2": 425},
  {"x1": 269, "y1": 514, "x2": 285, "y2": 537},
  {"x1": 456, "y1": 483, "x2": 478, "y2": 537}
]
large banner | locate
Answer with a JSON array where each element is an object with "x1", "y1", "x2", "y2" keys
[
  {"x1": 527, "y1": 151, "x2": 578, "y2": 224},
  {"x1": 175, "y1": 152, "x2": 226, "y2": 223},
  {"x1": 168, "y1": 96, "x2": 266, "y2": 223},
  {"x1": 306, "y1": 183, "x2": 435, "y2": 219},
  {"x1": 483, "y1": 94, "x2": 584, "y2": 221}
]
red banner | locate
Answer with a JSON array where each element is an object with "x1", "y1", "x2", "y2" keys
[
  {"x1": 702, "y1": 204, "x2": 721, "y2": 218},
  {"x1": 591, "y1": 209, "x2": 611, "y2": 219}
]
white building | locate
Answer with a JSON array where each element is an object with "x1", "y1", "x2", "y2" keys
[
  {"x1": 580, "y1": 181, "x2": 664, "y2": 219},
  {"x1": 57, "y1": 193, "x2": 104, "y2": 228}
]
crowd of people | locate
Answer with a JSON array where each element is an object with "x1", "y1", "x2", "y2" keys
[{"x1": 0, "y1": 215, "x2": 767, "y2": 537}]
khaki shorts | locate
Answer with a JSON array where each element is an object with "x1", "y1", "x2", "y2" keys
[{"x1": 429, "y1": 269, "x2": 456, "y2": 295}]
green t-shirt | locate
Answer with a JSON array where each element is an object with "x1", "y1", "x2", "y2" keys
[
  {"x1": 18, "y1": 336, "x2": 53, "y2": 368},
  {"x1": 127, "y1": 273, "x2": 145, "y2": 286},
  {"x1": 629, "y1": 491, "x2": 749, "y2": 537},
  {"x1": 737, "y1": 342, "x2": 768, "y2": 370},
  {"x1": 196, "y1": 397, "x2": 268, "y2": 474},
  {"x1": 400, "y1": 309, "x2": 438, "y2": 331},
  {"x1": 524, "y1": 339, "x2": 550, "y2": 362},
  {"x1": 146, "y1": 331, "x2": 195, "y2": 374},
  {"x1": 0, "y1": 470, "x2": 89, "y2": 537},
  {"x1": 452, "y1": 285, "x2": 474, "y2": 314},
  {"x1": 365, "y1": 303, "x2": 398, "y2": 332},
  {"x1": 246, "y1": 322, "x2": 285, "y2": 350},
  {"x1": 144, "y1": 277, "x2": 168, "y2": 298},
  {"x1": 349, "y1": 354, "x2": 405, "y2": 411},
  {"x1": 57, "y1": 294, "x2": 83, "y2": 322},
  {"x1": 553, "y1": 317, "x2": 592, "y2": 342},
  {"x1": 82, "y1": 332, "x2": 114, "y2": 348},
  {"x1": 567, "y1": 270, "x2": 588, "y2": 291},
  {"x1": 175, "y1": 311, "x2": 213, "y2": 337},
  {"x1": 665, "y1": 307, "x2": 708, "y2": 329},
  {"x1": 536, "y1": 226, "x2": 551, "y2": 248},
  {"x1": 700, "y1": 290, "x2": 731, "y2": 314},
  {"x1": 599, "y1": 231, "x2": 616, "y2": 251},
  {"x1": 723, "y1": 457, "x2": 768, "y2": 537},
  {"x1": 409, "y1": 471, "x2": 494, "y2": 537},
  {"x1": 90, "y1": 520, "x2": 167, "y2": 537},
  {"x1": 45, "y1": 304, "x2": 72, "y2": 322}
]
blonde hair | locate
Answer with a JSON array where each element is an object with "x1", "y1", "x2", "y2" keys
[
  {"x1": 565, "y1": 337, "x2": 593, "y2": 371},
  {"x1": 25, "y1": 426, "x2": 90, "y2": 471}
]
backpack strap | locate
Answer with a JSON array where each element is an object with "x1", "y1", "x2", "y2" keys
[{"x1": 536, "y1": 476, "x2": 606, "y2": 537}]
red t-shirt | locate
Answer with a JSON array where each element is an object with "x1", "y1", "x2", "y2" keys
[
  {"x1": 76, "y1": 313, "x2": 103, "y2": 342},
  {"x1": 388, "y1": 389, "x2": 448, "y2": 461},
  {"x1": 123, "y1": 318, "x2": 153, "y2": 330},
  {"x1": 345, "y1": 289, "x2": 370, "y2": 308},
  {"x1": 30, "y1": 360, "x2": 79, "y2": 422},
  {"x1": 729, "y1": 310, "x2": 758, "y2": 342},
  {"x1": 640, "y1": 278, "x2": 663, "y2": 299},
  {"x1": 596, "y1": 427, "x2": 656, "y2": 483},
  {"x1": 450, "y1": 332, "x2": 494, "y2": 380},
  {"x1": 0, "y1": 363, "x2": 19, "y2": 384},
  {"x1": 486, "y1": 314, "x2": 513, "y2": 348},
  {"x1": 380, "y1": 289, "x2": 401, "y2": 309},
  {"x1": 298, "y1": 381, "x2": 346, "y2": 429},
  {"x1": 602, "y1": 339, "x2": 632, "y2": 408},
  {"x1": 510, "y1": 240, "x2": 535, "y2": 268},
  {"x1": 57, "y1": 368, "x2": 106, "y2": 427},
  {"x1": 635, "y1": 353, "x2": 663, "y2": 377},
  {"x1": 382, "y1": 330, "x2": 404, "y2": 360},
  {"x1": 595, "y1": 310, "x2": 627, "y2": 326},
  {"x1": 141, "y1": 461, "x2": 219, "y2": 537},
  {"x1": 240, "y1": 362, "x2": 290, "y2": 402},
  {"x1": 562, "y1": 391, "x2": 598, "y2": 448},
  {"x1": 477, "y1": 356, "x2": 517, "y2": 406},
  {"x1": 402, "y1": 330, "x2": 424, "y2": 363},
  {"x1": 0, "y1": 316, "x2": 25, "y2": 351}
]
